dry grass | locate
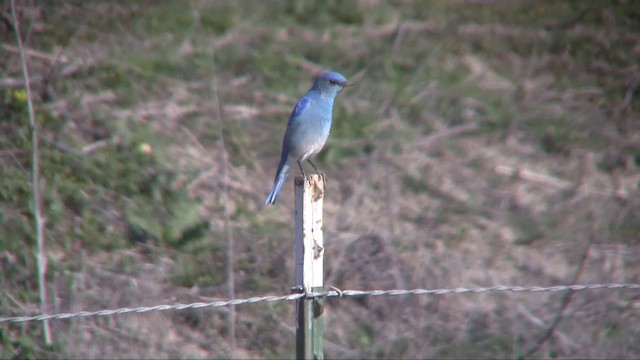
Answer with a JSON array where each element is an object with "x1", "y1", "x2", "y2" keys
[{"x1": 1, "y1": 0, "x2": 639, "y2": 358}]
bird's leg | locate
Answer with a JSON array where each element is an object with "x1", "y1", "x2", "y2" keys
[
  {"x1": 297, "y1": 160, "x2": 307, "y2": 178},
  {"x1": 307, "y1": 159, "x2": 319, "y2": 174},
  {"x1": 307, "y1": 160, "x2": 326, "y2": 184}
]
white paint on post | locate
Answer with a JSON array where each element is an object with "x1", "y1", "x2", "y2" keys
[{"x1": 294, "y1": 174, "x2": 325, "y2": 291}]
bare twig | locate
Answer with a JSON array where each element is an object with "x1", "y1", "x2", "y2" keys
[
  {"x1": 1, "y1": 43, "x2": 69, "y2": 63},
  {"x1": 495, "y1": 164, "x2": 572, "y2": 188},
  {"x1": 1, "y1": 148, "x2": 30, "y2": 173},
  {"x1": 516, "y1": 304, "x2": 578, "y2": 350},
  {"x1": 284, "y1": 55, "x2": 327, "y2": 75},
  {"x1": 81, "y1": 139, "x2": 110, "y2": 155},
  {"x1": 364, "y1": 21, "x2": 438, "y2": 38},
  {"x1": 495, "y1": 164, "x2": 629, "y2": 198},
  {"x1": 544, "y1": 9, "x2": 589, "y2": 31},
  {"x1": 10, "y1": 0, "x2": 52, "y2": 344},
  {"x1": 418, "y1": 123, "x2": 479, "y2": 150},
  {"x1": 612, "y1": 75, "x2": 640, "y2": 118},
  {"x1": 518, "y1": 245, "x2": 591, "y2": 359},
  {"x1": 0, "y1": 61, "x2": 85, "y2": 89}
]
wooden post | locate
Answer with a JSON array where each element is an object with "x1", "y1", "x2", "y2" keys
[{"x1": 294, "y1": 174, "x2": 325, "y2": 360}]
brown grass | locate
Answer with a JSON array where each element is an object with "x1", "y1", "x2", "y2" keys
[{"x1": 1, "y1": 1, "x2": 639, "y2": 358}]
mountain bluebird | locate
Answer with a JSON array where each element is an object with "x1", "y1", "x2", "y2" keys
[{"x1": 265, "y1": 71, "x2": 351, "y2": 205}]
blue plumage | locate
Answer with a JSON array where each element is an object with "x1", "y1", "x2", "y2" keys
[
  {"x1": 291, "y1": 97, "x2": 310, "y2": 118},
  {"x1": 265, "y1": 71, "x2": 350, "y2": 205}
]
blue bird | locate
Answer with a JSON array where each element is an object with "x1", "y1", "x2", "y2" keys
[{"x1": 265, "y1": 71, "x2": 351, "y2": 205}]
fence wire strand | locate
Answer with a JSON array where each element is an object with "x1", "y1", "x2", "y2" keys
[{"x1": 1, "y1": 283, "x2": 639, "y2": 324}]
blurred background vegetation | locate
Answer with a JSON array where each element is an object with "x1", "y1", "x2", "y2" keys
[{"x1": 1, "y1": 0, "x2": 639, "y2": 358}]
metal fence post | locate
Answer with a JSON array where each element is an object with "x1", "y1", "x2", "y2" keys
[{"x1": 294, "y1": 174, "x2": 325, "y2": 360}]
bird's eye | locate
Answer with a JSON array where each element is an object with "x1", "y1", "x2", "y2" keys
[{"x1": 329, "y1": 79, "x2": 338, "y2": 85}]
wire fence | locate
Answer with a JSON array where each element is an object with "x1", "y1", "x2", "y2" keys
[{"x1": 2, "y1": 283, "x2": 639, "y2": 324}]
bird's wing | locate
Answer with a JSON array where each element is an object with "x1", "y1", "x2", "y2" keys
[
  {"x1": 284, "y1": 97, "x2": 310, "y2": 136},
  {"x1": 291, "y1": 97, "x2": 310, "y2": 118},
  {"x1": 281, "y1": 96, "x2": 311, "y2": 156}
]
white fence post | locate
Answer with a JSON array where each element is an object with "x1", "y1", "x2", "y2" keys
[{"x1": 294, "y1": 174, "x2": 325, "y2": 359}]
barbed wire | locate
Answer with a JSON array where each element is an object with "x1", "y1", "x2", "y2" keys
[{"x1": 1, "y1": 283, "x2": 638, "y2": 324}]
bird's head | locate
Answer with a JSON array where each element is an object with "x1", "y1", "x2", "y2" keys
[{"x1": 313, "y1": 71, "x2": 351, "y2": 97}]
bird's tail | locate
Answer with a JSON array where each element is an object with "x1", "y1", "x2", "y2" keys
[{"x1": 265, "y1": 163, "x2": 290, "y2": 205}]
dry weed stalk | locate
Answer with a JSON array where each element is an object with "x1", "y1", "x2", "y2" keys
[
  {"x1": 10, "y1": 0, "x2": 52, "y2": 344},
  {"x1": 209, "y1": 74, "x2": 236, "y2": 356}
]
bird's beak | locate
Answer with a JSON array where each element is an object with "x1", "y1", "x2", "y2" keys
[{"x1": 343, "y1": 81, "x2": 354, "y2": 87}]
